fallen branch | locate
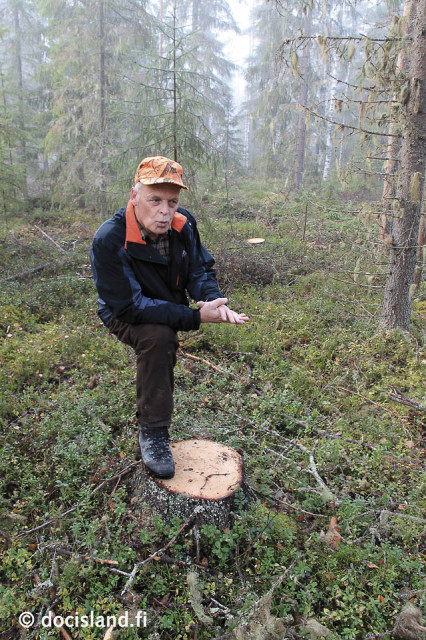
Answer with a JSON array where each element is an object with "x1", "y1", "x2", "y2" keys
[
  {"x1": 180, "y1": 350, "x2": 262, "y2": 395},
  {"x1": 229, "y1": 559, "x2": 299, "y2": 640},
  {"x1": 121, "y1": 506, "x2": 202, "y2": 596},
  {"x1": 103, "y1": 627, "x2": 115, "y2": 640},
  {"x1": 43, "y1": 611, "x2": 74, "y2": 640},
  {"x1": 0, "y1": 260, "x2": 59, "y2": 284},
  {"x1": 379, "y1": 509, "x2": 426, "y2": 524},
  {"x1": 16, "y1": 461, "x2": 140, "y2": 538},
  {"x1": 251, "y1": 487, "x2": 328, "y2": 519},
  {"x1": 44, "y1": 545, "x2": 120, "y2": 566},
  {"x1": 281, "y1": 412, "x2": 378, "y2": 450},
  {"x1": 34, "y1": 575, "x2": 73, "y2": 640},
  {"x1": 34, "y1": 225, "x2": 66, "y2": 253},
  {"x1": 179, "y1": 350, "x2": 240, "y2": 380},
  {"x1": 154, "y1": 553, "x2": 207, "y2": 571},
  {"x1": 212, "y1": 403, "x2": 378, "y2": 451},
  {"x1": 328, "y1": 275, "x2": 385, "y2": 289},
  {"x1": 251, "y1": 423, "x2": 336, "y2": 502},
  {"x1": 296, "y1": 440, "x2": 337, "y2": 502},
  {"x1": 388, "y1": 387, "x2": 425, "y2": 412},
  {"x1": 336, "y1": 386, "x2": 399, "y2": 418}
]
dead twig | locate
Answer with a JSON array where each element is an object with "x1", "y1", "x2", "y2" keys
[
  {"x1": 43, "y1": 612, "x2": 74, "y2": 640},
  {"x1": 43, "y1": 545, "x2": 120, "y2": 566},
  {"x1": 251, "y1": 487, "x2": 328, "y2": 519},
  {"x1": 156, "y1": 553, "x2": 207, "y2": 571},
  {"x1": 16, "y1": 461, "x2": 140, "y2": 539},
  {"x1": 34, "y1": 575, "x2": 73, "y2": 640},
  {"x1": 378, "y1": 509, "x2": 426, "y2": 524},
  {"x1": 210, "y1": 597, "x2": 233, "y2": 614},
  {"x1": 301, "y1": 103, "x2": 402, "y2": 138},
  {"x1": 388, "y1": 387, "x2": 425, "y2": 412},
  {"x1": 295, "y1": 440, "x2": 337, "y2": 502},
  {"x1": 212, "y1": 402, "x2": 377, "y2": 452},
  {"x1": 0, "y1": 260, "x2": 59, "y2": 284},
  {"x1": 121, "y1": 506, "x2": 202, "y2": 596},
  {"x1": 310, "y1": 426, "x2": 377, "y2": 451},
  {"x1": 179, "y1": 350, "x2": 262, "y2": 395},
  {"x1": 34, "y1": 225, "x2": 66, "y2": 253},
  {"x1": 180, "y1": 350, "x2": 239, "y2": 379},
  {"x1": 281, "y1": 412, "x2": 378, "y2": 450},
  {"x1": 336, "y1": 386, "x2": 401, "y2": 418}
]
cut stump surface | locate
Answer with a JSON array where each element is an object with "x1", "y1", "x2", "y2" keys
[
  {"x1": 160, "y1": 439, "x2": 243, "y2": 498},
  {"x1": 131, "y1": 439, "x2": 250, "y2": 527}
]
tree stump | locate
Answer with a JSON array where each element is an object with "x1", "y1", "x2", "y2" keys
[{"x1": 131, "y1": 439, "x2": 251, "y2": 528}]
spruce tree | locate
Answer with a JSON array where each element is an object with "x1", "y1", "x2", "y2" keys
[
  {"x1": 0, "y1": 0, "x2": 46, "y2": 211},
  {"x1": 110, "y1": 0, "x2": 239, "y2": 195},
  {"x1": 39, "y1": 0, "x2": 154, "y2": 211}
]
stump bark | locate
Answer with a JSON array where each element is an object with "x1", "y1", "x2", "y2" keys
[{"x1": 131, "y1": 439, "x2": 251, "y2": 527}]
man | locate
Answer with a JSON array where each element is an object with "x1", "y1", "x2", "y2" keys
[{"x1": 90, "y1": 156, "x2": 249, "y2": 479}]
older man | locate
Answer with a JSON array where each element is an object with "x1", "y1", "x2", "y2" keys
[{"x1": 90, "y1": 156, "x2": 249, "y2": 479}]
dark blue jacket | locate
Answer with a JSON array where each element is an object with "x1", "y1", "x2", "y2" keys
[{"x1": 89, "y1": 202, "x2": 222, "y2": 331}]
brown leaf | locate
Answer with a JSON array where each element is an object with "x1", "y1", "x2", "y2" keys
[
  {"x1": 87, "y1": 376, "x2": 99, "y2": 390},
  {"x1": 324, "y1": 516, "x2": 341, "y2": 549}
]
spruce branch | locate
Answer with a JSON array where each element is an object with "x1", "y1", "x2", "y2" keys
[{"x1": 301, "y1": 104, "x2": 403, "y2": 138}]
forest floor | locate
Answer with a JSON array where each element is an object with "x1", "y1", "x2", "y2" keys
[{"x1": 0, "y1": 188, "x2": 425, "y2": 640}]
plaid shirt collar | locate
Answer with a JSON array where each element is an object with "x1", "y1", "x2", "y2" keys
[{"x1": 136, "y1": 219, "x2": 171, "y2": 263}]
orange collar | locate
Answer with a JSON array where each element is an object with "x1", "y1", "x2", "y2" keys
[{"x1": 124, "y1": 200, "x2": 187, "y2": 249}]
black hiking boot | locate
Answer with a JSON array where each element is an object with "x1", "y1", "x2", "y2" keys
[{"x1": 138, "y1": 426, "x2": 175, "y2": 479}]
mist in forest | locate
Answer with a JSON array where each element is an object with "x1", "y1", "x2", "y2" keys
[
  {"x1": 0, "y1": 0, "x2": 417, "y2": 201},
  {"x1": 1, "y1": 3, "x2": 425, "y2": 637},
  {"x1": 0, "y1": 0, "x2": 425, "y2": 328}
]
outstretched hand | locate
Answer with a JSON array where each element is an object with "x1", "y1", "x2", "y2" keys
[{"x1": 197, "y1": 298, "x2": 250, "y2": 324}]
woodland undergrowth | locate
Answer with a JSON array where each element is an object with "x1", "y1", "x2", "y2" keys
[{"x1": 0, "y1": 189, "x2": 424, "y2": 640}]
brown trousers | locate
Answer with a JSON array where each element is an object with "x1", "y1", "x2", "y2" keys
[{"x1": 108, "y1": 319, "x2": 178, "y2": 430}]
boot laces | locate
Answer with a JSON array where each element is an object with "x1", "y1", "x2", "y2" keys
[{"x1": 142, "y1": 429, "x2": 171, "y2": 460}]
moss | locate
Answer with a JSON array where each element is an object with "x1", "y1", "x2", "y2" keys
[{"x1": 0, "y1": 198, "x2": 424, "y2": 639}]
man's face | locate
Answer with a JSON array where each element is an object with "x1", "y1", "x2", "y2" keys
[{"x1": 131, "y1": 183, "x2": 181, "y2": 240}]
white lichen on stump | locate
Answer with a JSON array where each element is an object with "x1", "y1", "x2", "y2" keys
[{"x1": 131, "y1": 439, "x2": 251, "y2": 527}]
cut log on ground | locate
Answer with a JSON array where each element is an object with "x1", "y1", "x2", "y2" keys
[{"x1": 131, "y1": 439, "x2": 252, "y2": 528}]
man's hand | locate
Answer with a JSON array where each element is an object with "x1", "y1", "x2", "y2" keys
[{"x1": 197, "y1": 298, "x2": 250, "y2": 324}]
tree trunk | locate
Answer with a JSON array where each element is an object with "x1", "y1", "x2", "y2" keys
[
  {"x1": 338, "y1": 63, "x2": 351, "y2": 168},
  {"x1": 98, "y1": 0, "x2": 106, "y2": 219},
  {"x1": 0, "y1": 63, "x2": 15, "y2": 210},
  {"x1": 159, "y1": 0, "x2": 164, "y2": 63},
  {"x1": 322, "y1": 57, "x2": 338, "y2": 182},
  {"x1": 380, "y1": 0, "x2": 416, "y2": 239},
  {"x1": 192, "y1": 0, "x2": 199, "y2": 31},
  {"x1": 77, "y1": 103, "x2": 85, "y2": 209},
  {"x1": 294, "y1": 6, "x2": 312, "y2": 191},
  {"x1": 413, "y1": 187, "x2": 425, "y2": 289},
  {"x1": 380, "y1": 0, "x2": 426, "y2": 331},
  {"x1": 172, "y1": 2, "x2": 178, "y2": 162},
  {"x1": 13, "y1": 1, "x2": 27, "y2": 196}
]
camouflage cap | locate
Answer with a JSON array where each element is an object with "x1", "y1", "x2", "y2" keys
[{"x1": 134, "y1": 156, "x2": 189, "y2": 190}]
